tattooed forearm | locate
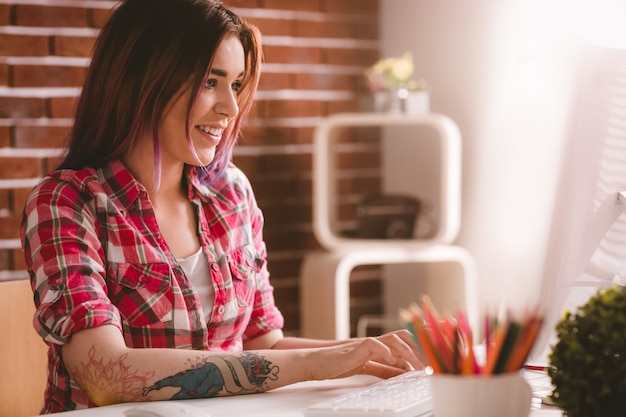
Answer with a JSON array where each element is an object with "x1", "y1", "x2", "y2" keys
[
  {"x1": 70, "y1": 347, "x2": 279, "y2": 403},
  {"x1": 71, "y1": 346, "x2": 156, "y2": 405},
  {"x1": 142, "y1": 353, "x2": 279, "y2": 399}
]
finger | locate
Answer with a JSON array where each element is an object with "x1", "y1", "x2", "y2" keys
[
  {"x1": 346, "y1": 337, "x2": 398, "y2": 370},
  {"x1": 380, "y1": 329, "x2": 415, "y2": 346},
  {"x1": 359, "y1": 360, "x2": 406, "y2": 379},
  {"x1": 357, "y1": 337, "x2": 424, "y2": 374},
  {"x1": 326, "y1": 337, "x2": 416, "y2": 380},
  {"x1": 375, "y1": 331, "x2": 424, "y2": 370},
  {"x1": 316, "y1": 338, "x2": 393, "y2": 380}
]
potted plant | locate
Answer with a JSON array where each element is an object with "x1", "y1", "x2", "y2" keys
[
  {"x1": 364, "y1": 52, "x2": 429, "y2": 114},
  {"x1": 547, "y1": 285, "x2": 626, "y2": 417}
]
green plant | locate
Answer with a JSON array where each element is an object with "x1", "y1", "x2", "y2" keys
[{"x1": 548, "y1": 285, "x2": 626, "y2": 417}]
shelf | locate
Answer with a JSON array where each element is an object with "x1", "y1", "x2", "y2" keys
[
  {"x1": 312, "y1": 112, "x2": 462, "y2": 251},
  {"x1": 300, "y1": 112, "x2": 478, "y2": 340},
  {"x1": 300, "y1": 245, "x2": 479, "y2": 340}
]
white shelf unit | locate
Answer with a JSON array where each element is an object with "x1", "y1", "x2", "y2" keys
[
  {"x1": 300, "y1": 112, "x2": 479, "y2": 340},
  {"x1": 311, "y1": 112, "x2": 462, "y2": 250}
]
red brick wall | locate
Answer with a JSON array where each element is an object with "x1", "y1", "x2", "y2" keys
[{"x1": 0, "y1": 0, "x2": 383, "y2": 336}]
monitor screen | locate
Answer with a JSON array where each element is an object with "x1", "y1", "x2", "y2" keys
[{"x1": 529, "y1": 42, "x2": 626, "y2": 366}]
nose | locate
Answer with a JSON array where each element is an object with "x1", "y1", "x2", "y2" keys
[{"x1": 215, "y1": 89, "x2": 239, "y2": 118}]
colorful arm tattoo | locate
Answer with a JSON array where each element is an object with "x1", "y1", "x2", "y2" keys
[
  {"x1": 71, "y1": 347, "x2": 279, "y2": 403},
  {"x1": 142, "y1": 352, "x2": 279, "y2": 399}
]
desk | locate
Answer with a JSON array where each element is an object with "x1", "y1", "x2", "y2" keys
[{"x1": 36, "y1": 372, "x2": 563, "y2": 417}]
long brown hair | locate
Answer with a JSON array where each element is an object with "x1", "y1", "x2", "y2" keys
[{"x1": 60, "y1": 0, "x2": 262, "y2": 183}]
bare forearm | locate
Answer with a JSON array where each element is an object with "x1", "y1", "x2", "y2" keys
[
  {"x1": 272, "y1": 336, "x2": 355, "y2": 349},
  {"x1": 243, "y1": 329, "x2": 355, "y2": 350}
]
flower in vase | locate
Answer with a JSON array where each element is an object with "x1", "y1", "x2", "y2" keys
[{"x1": 365, "y1": 52, "x2": 428, "y2": 93}]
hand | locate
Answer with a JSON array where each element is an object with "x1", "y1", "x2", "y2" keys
[{"x1": 311, "y1": 329, "x2": 424, "y2": 380}]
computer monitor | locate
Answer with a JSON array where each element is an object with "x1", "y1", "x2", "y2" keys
[{"x1": 529, "y1": 42, "x2": 626, "y2": 366}]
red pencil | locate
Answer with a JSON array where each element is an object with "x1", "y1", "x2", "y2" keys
[{"x1": 420, "y1": 296, "x2": 453, "y2": 371}]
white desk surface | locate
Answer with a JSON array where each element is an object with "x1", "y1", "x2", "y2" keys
[{"x1": 36, "y1": 371, "x2": 563, "y2": 417}]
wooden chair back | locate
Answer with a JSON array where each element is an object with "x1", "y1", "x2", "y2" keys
[{"x1": 0, "y1": 279, "x2": 48, "y2": 417}]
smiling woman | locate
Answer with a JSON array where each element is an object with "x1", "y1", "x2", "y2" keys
[
  {"x1": 18, "y1": 0, "x2": 423, "y2": 414},
  {"x1": 142, "y1": 34, "x2": 245, "y2": 177}
]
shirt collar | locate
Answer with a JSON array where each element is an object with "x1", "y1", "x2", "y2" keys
[
  {"x1": 184, "y1": 165, "x2": 218, "y2": 202},
  {"x1": 100, "y1": 160, "x2": 218, "y2": 209},
  {"x1": 99, "y1": 159, "x2": 144, "y2": 211}
]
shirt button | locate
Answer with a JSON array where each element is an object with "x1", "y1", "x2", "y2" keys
[
  {"x1": 217, "y1": 305, "x2": 225, "y2": 315},
  {"x1": 211, "y1": 263, "x2": 219, "y2": 271}
]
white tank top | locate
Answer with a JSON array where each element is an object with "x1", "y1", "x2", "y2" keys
[{"x1": 177, "y1": 247, "x2": 213, "y2": 321}]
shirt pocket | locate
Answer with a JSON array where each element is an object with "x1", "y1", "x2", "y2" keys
[
  {"x1": 107, "y1": 262, "x2": 173, "y2": 326},
  {"x1": 224, "y1": 245, "x2": 263, "y2": 308}
]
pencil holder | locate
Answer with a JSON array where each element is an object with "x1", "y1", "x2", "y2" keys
[{"x1": 430, "y1": 371, "x2": 532, "y2": 417}]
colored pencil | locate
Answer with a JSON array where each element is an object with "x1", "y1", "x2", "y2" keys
[
  {"x1": 406, "y1": 306, "x2": 447, "y2": 373},
  {"x1": 398, "y1": 298, "x2": 542, "y2": 376},
  {"x1": 420, "y1": 296, "x2": 454, "y2": 371}
]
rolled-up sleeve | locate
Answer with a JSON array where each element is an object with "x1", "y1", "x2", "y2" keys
[{"x1": 21, "y1": 177, "x2": 121, "y2": 345}]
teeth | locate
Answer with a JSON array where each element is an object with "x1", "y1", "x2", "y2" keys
[{"x1": 198, "y1": 126, "x2": 223, "y2": 137}]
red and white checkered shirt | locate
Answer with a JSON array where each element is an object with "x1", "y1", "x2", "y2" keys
[{"x1": 21, "y1": 159, "x2": 284, "y2": 413}]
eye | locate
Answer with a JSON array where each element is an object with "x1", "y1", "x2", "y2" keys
[
  {"x1": 205, "y1": 79, "x2": 217, "y2": 89},
  {"x1": 232, "y1": 80, "x2": 242, "y2": 92}
]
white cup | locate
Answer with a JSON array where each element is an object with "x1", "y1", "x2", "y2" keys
[{"x1": 431, "y1": 372, "x2": 532, "y2": 417}]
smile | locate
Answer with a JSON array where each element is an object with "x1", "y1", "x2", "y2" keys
[{"x1": 197, "y1": 125, "x2": 223, "y2": 139}]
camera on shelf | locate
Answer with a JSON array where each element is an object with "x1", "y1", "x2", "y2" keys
[{"x1": 355, "y1": 194, "x2": 422, "y2": 239}]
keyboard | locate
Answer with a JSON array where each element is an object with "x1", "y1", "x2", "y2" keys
[{"x1": 304, "y1": 370, "x2": 433, "y2": 417}]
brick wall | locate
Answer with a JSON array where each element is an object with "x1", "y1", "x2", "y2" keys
[{"x1": 0, "y1": 0, "x2": 383, "y2": 336}]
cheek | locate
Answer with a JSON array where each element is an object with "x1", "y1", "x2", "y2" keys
[
  {"x1": 191, "y1": 93, "x2": 214, "y2": 118},
  {"x1": 160, "y1": 91, "x2": 193, "y2": 136},
  {"x1": 159, "y1": 107, "x2": 193, "y2": 145}
]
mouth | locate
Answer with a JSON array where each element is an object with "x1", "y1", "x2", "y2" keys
[{"x1": 196, "y1": 125, "x2": 224, "y2": 143}]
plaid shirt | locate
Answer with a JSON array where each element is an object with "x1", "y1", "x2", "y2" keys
[{"x1": 20, "y1": 160, "x2": 284, "y2": 413}]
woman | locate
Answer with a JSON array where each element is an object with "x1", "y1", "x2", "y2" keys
[{"x1": 20, "y1": 0, "x2": 422, "y2": 413}]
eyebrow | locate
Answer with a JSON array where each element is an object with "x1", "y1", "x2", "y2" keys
[{"x1": 209, "y1": 68, "x2": 245, "y2": 78}]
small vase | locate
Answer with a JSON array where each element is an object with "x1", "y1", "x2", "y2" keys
[
  {"x1": 403, "y1": 90, "x2": 430, "y2": 114},
  {"x1": 387, "y1": 87, "x2": 404, "y2": 113},
  {"x1": 372, "y1": 91, "x2": 388, "y2": 112},
  {"x1": 367, "y1": 89, "x2": 430, "y2": 114}
]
